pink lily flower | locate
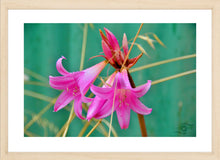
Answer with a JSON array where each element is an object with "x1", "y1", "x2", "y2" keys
[
  {"x1": 100, "y1": 28, "x2": 143, "y2": 69},
  {"x1": 90, "y1": 69, "x2": 152, "y2": 129},
  {"x1": 49, "y1": 56, "x2": 107, "y2": 119},
  {"x1": 86, "y1": 72, "x2": 117, "y2": 121}
]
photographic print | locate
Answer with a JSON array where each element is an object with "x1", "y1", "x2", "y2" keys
[{"x1": 24, "y1": 23, "x2": 196, "y2": 137}]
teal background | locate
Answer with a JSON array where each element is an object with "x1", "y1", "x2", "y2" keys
[{"x1": 24, "y1": 23, "x2": 196, "y2": 137}]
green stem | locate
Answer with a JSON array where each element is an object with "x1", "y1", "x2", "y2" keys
[
  {"x1": 62, "y1": 104, "x2": 75, "y2": 137},
  {"x1": 24, "y1": 130, "x2": 40, "y2": 137},
  {"x1": 79, "y1": 24, "x2": 88, "y2": 71},
  {"x1": 151, "y1": 70, "x2": 196, "y2": 86},
  {"x1": 56, "y1": 114, "x2": 76, "y2": 137},
  {"x1": 24, "y1": 81, "x2": 50, "y2": 87},
  {"x1": 78, "y1": 121, "x2": 92, "y2": 137},
  {"x1": 24, "y1": 90, "x2": 53, "y2": 102},
  {"x1": 102, "y1": 119, "x2": 118, "y2": 137},
  {"x1": 24, "y1": 68, "x2": 48, "y2": 82},
  {"x1": 86, "y1": 119, "x2": 102, "y2": 137},
  {"x1": 130, "y1": 54, "x2": 196, "y2": 73}
]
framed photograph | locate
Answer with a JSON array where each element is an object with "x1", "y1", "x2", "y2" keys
[{"x1": 1, "y1": 1, "x2": 219, "y2": 160}]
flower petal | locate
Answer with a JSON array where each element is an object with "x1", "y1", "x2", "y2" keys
[
  {"x1": 104, "y1": 72, "x2": 117, "y2": 88},
  {"x1": 54, "y1": 90, "x2": 74, "y2": 112},
  {"x1": 121, "y1": 69, "x2": 132, "y2": 88},
  {"x1": 90, "y1": 85, "x2": 113, "y2": 99},
  {"x1": 49, "y1": 74, "x2": 79, "y2": 90},
  {"x1": 74, "y1": 98, "x2": 85, "y2": 119},
  {"x1": 102, "y1": 40, "x2": 112, "y2": 59},
  {"x1": 87, "y1": 72, "x2": 117, "y2": 120},
  {"x1": 114, "y1": 50, "x2": 123, "y2": 66},
  {"x1": 81, "y1": 96, "x2": 93, "y2": 103},
  {"x1": 94, "y1": 99, "x2": 117, "y2": 119},
  {"x1": 56, "y1": 56, "x2": 70, "y2": 75},
  {"x1": 87, "y1": 97, "x2": 106, "y2": 120},
  {"x1": 104, "y1": 28, "x2": 120, "y2": 51},
  {"x1": 127, "y1": 53, "x2": 143, "y2": 68},
  {"x1": 78, "y1": 61, "x2": 107, "y2": 95},
  {"x1": 112, "y1": 71, "x2": 130, "y2": 89},
  {"x1": 129, "y1": 98, "x2": 152, "y2": 115},
  {"x1": 122, "y1": 33, "x2": 128, "y2": 55},
  {"x1": 116, "y1": 104, "x2": 131, "y2": 129},
  {"x1": 131, "y1": 80, "x2": 151, "y2": 98},
  {"x1": 99, "y1": 29, "x2": 109, "y2": 45},
  {"x1": 102, "y1": 40, "x2": 115, "y2": 65}
]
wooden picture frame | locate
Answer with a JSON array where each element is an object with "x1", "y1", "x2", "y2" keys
[{"x1": 1, "y1": 0, "x2": 219, "y2": 160}]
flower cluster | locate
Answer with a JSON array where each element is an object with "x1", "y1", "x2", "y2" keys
[
  {"x1": 100, "y1": 28, "x2": 143, "y2": 69},
  {"x1": 49, "y1": 28, "x2": 152, "y2": 129}
]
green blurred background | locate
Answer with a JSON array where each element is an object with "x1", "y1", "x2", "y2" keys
[{"x1": 24, "y1": 23, "x2": 196, "y2": 137}]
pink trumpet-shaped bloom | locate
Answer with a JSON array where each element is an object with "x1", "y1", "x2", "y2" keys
[
  {"x1": 90, "y1": 69, "x2": 152, "y2": 129},
  {"x1": 49, "y1": 56, "x2": 106, "y2": 119},
  {"x1": 100, "y1": 28, "x2": 143, "y2": 69},
  {"x1": 86, "y1": 72, "x2": 117, "y2": 121}
]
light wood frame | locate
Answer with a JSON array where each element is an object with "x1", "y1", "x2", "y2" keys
[{"x1": 1, "y1": 0, "x2": 219, "y2": 160}]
